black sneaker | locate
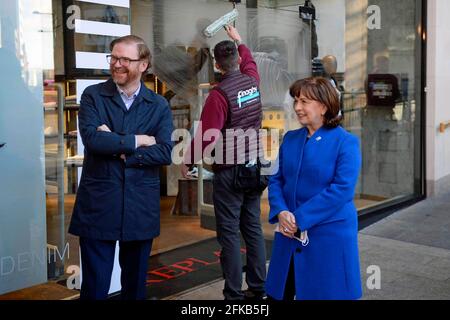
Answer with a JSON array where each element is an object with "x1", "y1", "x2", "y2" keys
[{"x1": 243, "y1": 289, "x2": 267, "y2": 300}]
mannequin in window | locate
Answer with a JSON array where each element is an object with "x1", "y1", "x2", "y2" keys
[{"x1": 322, "y1": 55, "x2": 343, "y2": 116}]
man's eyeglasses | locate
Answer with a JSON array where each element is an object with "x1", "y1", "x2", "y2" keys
[{"x1": 106, "y1": 55, "x2": 141, "y2": 67}]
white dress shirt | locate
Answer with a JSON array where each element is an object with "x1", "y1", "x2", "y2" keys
[{"x1": 117, "y1": 83, "x2": 141, "y2": 149}]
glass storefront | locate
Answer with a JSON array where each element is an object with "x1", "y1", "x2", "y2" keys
[
  {"x1": 0, "y1": 0, "x2": 49, "y2": 295},
  {"x1": 0, "y1": 0, "x2": 425, "y2": 297}
]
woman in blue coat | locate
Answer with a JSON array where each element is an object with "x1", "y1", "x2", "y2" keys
[{"x1": 266, "y1": 77, "x2": 362, "y2": 300}]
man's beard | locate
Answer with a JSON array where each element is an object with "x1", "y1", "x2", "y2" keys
[{"x1": 111, "y1": 66, "x2": 141, "y2": 86}]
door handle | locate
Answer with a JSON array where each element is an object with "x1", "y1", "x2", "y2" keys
[{"x1": 0, "y1": 142, "x2": 6, "y2": 149}]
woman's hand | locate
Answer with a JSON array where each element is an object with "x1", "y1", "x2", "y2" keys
[{"x1": 278, "y1": 211, "x2": 298, "y2": 238}]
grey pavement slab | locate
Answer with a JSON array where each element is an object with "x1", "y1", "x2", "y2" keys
[
  {"x1": 170, "y1": 280, "x2": 225, "y2": 300},
  {"x1": 359, "y1": 234, "x2": 450, "y2": 300},
  {"x1": 361, "y1": 194, "x2": 450, "y2": 251}
]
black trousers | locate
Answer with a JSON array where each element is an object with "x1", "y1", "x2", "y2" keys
[
  {"x1": 79, "y1": 237, "x2": 153, "y2": 300},
  {"x1": 213, "y1": 166, "x2": 267, "y2": 300}
]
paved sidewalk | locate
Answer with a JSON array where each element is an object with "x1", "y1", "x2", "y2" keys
[{"x1": 168, "y1": 192, "x2": 450, "y2": 300}]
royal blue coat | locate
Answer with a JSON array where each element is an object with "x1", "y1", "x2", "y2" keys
[
  {"x1": 69, "y1": 79, "x2": 174, "y2": 241},
  {"x1": 266, "y1": 126, "x2": 363, "y2": 300}
]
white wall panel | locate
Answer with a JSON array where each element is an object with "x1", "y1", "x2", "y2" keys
[
  {"x1": 76, "y1": 0, "x2": 129, "y2": 8},
  {"x1": 75, "y1": 51, "x2": 110, "y2": 70},
  {"x1": 75, "y1": 19, "x2": 130, "y2": 37}
]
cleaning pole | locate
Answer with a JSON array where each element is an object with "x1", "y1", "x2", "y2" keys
[{"x1": 203, "y1": 8, "x2": 239, "y2": 38}]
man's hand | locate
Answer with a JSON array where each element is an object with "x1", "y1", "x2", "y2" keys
[
  {"x1": 225, "y1": 25, "x2": 242, "y2": 43},
  {"x1": 181, "y1": 164, "x2": 192, "y2": 179},
  {"x1": 97, "y1": 124, "x2": 111, "y2": 132},
  {"x1": 136, "y1": 135, "x2": 156, "y2": 148},
  {"x1": 120, "y1": 154, "x2": 126, "y2": 162}
]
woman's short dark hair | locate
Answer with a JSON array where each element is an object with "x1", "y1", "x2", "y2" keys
[
  {"x1": 213, "y1": 40, "x2": 239, "y2": 73},
  {"x1": 289, "y1": 77, "x2": 342, "y2": 128},
  {"x1": 110, "y1": 35, "x2": 152, "y2": 71}
]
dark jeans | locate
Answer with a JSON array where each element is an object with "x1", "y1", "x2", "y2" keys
[
  {"x1": 213, "y1": 166, "x2": 267, "y2": 300},
  {"x1": 79, "y1": 237, "x2": 153, "y2": 300}
]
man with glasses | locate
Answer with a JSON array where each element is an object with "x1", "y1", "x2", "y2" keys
[{"x1": 69, "y1": 35, "x2": 174, "y2": 300}]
